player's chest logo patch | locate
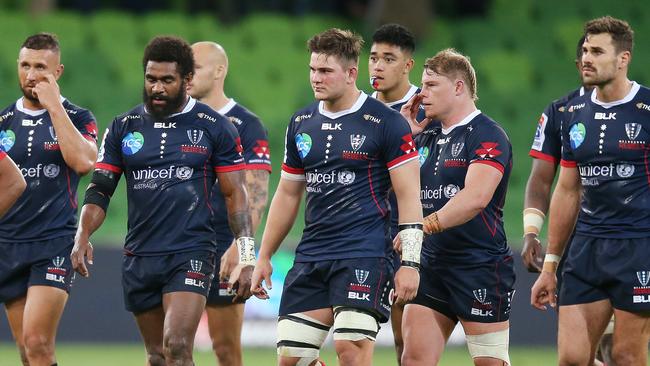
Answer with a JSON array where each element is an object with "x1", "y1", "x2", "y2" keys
[
  {"x1": 0, "y1": 129, "x2": 16, "y2": 152},
  {"x1": 569, "y1": 123, "x2": 586, "y2": 149},
  {"x1": 44, "y1": 126, "x2": 60, "y2": 151},
  {"x1": 350, "y1": 134, "x2": 366, "y2": 151},
  {"x1": 418, "y1": 146, "x2": 429, "y2": 166},
  {"x1": 451, "y1": 142, "x2": 464, "y2": 157},
  {"x1": 625, "y1": 123, "x2": 642, "y2": 140},
  {"x1": 295, "y1": 133, "x2": 312, "y2": 159},
  {"x1": 181, "y1": 129, "x2": 208, "y2": 155},
  {"x1": 122, "y1": 132, "x2": 144, "y2": 155}
]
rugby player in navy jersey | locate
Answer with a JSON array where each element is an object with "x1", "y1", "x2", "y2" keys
[
  {"x1": 71, "y1": 36, "x2": 255, "y2": 366},
  {"x1": 531, "y1": 16, "x2": 650, "y2": 366},
  {"x1": 188, "y1": 41, "x2": 271, "y2": 366},
  {"x1": 251, "y1": 28, "x2": 423, "y2": 366},
  {"x1": 399, "y1": 49, "x2": 514, "y2": 366},
  {"x1": 523, "y1": 36, "x2": 611, "y2": 366},
  {"x1": 0, "y1": 149, "x2": 25, "y2": 218},
  {"x1": 368, "y1": 23, "x2": 421, "y2": 365},
  {"x1": 0, "y1": 33, "x2": 98, "y2": 366}
]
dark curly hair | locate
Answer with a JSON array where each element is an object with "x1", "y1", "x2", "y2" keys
[
  {"x1": 372, "y1": 24, "x2": 415, "y2": 54},
  {"x1": 142, "y1": 36, "x2": 194, "y2": 78}
]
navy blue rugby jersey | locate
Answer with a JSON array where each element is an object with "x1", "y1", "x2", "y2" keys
[
  {"x1": 211, "y1": 99, "x2": 271, "y2": 247},
  {"x1": 418, "y1": 110, "x2": 513, "y2": 263},
  {"x1": 281, "y1": 93, "x2": 418, "y2": 262},
  {"x1": 530, "y1": 87, "x2": 586, "y2": 163},
  {"x1": 95, "y1": 97, "x2": 245, "y2": 255},
  {"x1": 561, "y1": 82, "x2": 650, "y2": 238},
  {"x1": 0, "y1": 97, "x2": 97, "y2": 242}
]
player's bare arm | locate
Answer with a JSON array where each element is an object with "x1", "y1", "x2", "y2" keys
[
  {"x1": 400, "y1": 94, "x2": 432, "y2": 134},
  {"x1": 252, "y1": 177, "x2": 305, "y2": 299},
  {"x1": 424, "y1": 163, "x2": 503, "y2": 234},
  {"x1": 217, "y1": 169, "x2": 255, "y2": 302},
  {"x1": 220, "y1": 169, "x2": 270, "y2": 282},
  {"x1": 389, "y1": 159, "x2": 423, "y2": 305},
  {"x1": 530, "y1": 166, "x2": 581, "y2": 310},
  {"x1": 33, "y1": 74, "x2": 97, "y2": 175},
  {"x1": 522, "y1": 159, "x2": 558, "y2": 272},
  {"x1": 0, "y1": 155, "x2": 26, "y2": 218},
  {"x1": 72, "y1": 168, "x2": 120, "y2": 277}
]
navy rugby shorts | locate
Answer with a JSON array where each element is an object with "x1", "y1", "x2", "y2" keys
[
  {"x1": 411, "y1": 254, "x2": 516, "y2": 323},
  {"x1": 0, "y1": 235, "x2": 75, "y2": 302},
  {"x1": 559, "y1": 235, "x2": 650, "y2": 312},
  {"x1": 279, "y1": 257, "x2": 394, "y2": 323},
  {"x1": 122, "y1": 250, "x2": 215, "y2": 313},
  {"x1": 206, "y1": 245, "x2": 245, "y2": 306}
]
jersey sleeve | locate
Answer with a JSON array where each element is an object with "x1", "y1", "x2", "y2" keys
[
  {"x1": 95, "y1": 118, "x2": 124, "y2": 174},
  {"x1": 280, "y1": 118, "x2": 306, "y2": 181},
  {"x1": 467, "y1": 123, "x2": 511, "y2": 174},
  {"x1": 560, "y1": 118, "x2": 577, "y2": 168},
  {"x1": 381, "y1": 113, "x2": 418, "y2": 170},
  {"x1": 211, "y1": 117, "x2": 246, "y2": 173},
  {"x1": 239, "y1": 116, "x2": 272, "y2": 172},
  {"x1": 529, "y1": 102, "x2": 561, "y2": 164},
  {"x1": 70, "y1": 108, "x2": 98, "y2": 143}
]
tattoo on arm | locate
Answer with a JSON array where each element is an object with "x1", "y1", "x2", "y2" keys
[
  {"x1": 228, "y1": 210, "x2": 253, "y2": 238},
  {"x1": 245, "y1": 170, "x2": 270, "y2": 232}
]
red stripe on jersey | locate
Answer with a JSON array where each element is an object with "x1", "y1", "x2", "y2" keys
[
  {"x1": 387, "y1": 150, "x2": 418, "y2": 169},
  {"x1": 203, "y1": 160, "x2": 213, "y2": 214},
  {"x1": 281, "y1": 164, "x2": 304, "y2": 175},
  {"x1": 252, "y1": 140, "x2": 271, "y2": 160},
  {"x1": 65, "y1": 167, "x2": 77, "y2": 209},
  {"x1": 95, "y1": 162, "x2": 122, "y2": 173},
  {"x1": 560, "y1": 159, "x2": 577, "y2": 168},
  {"x1": 475, "y1": 142, "x2": 502, "y2": 159},
  {"x1": 85, "y1": 121, "x2": 98, "y2": 141},
  {"x1": 368, "y1": 160, "x2": 386, "y2": 216},
  {"x1": 0, "y1": 151, "x2": 6, "y2": 160},
  {"x1": 644, "y1": 149, "x2": 650, "y2": 188},
  {"x1": 246, "y1": 163, "x2": 272, "y2": 172},
  {"x1": 83, "y1": 134, "x2": 96, "y2": 143},
  {"x1": 529, "y1": 150, "x2": 559, "y2": 164},
  {"x1": 399, "y1": 134, "x2": 417, "y2": 154},
  {"x1": 215, "y1": 163, "x2": 246, "y2": 173},
  {"x1": 480, "y1": 210, "x2": 498, "y2": 237},
  {"x1": 471, "y1": 160, "x2": 505, "y2": 174}
]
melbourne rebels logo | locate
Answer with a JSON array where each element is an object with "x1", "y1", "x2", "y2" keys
[
  {"x1": 355, "y1": 269, "x2": 369, "y2": 285},
  {"x1": 185, "y1": 260, "x2": 207, "y2": 289},
  {"x1": 625, "y1": 123, "x2": 642, "y2": 140},
  {"x1": 350, "y1": 134, "x2": 366, "y2": 151},
  {"x1": 295, "y1": 133, "x2": 312, "y2": 159},
  {"x1": 633, "y1": 271, "x2": 650, "y2": 303},
  {"x1": 569, "y1": 123, "x2": 586, "y2": 149},
  {"x1": 0, "y1": 130, "x2": 16, "y2": 151},
  {"x1": 348, "y1": 269, "x2": 371, "y2": 301},
  {"x1": 182, "y1": 129, "x2": 208, "y2": 155},
  {"x1": 473, "y1": 289, "x2": 487, "y2": 303},
  {"x1": 451, "y1": 142, "x2": 464, "y2": 158},
  {"x1": 122, "y1": 132, "x2": 144, "y2": 155},
  {"x1": 187, "y1": 129, "x2": 204, "y2": 144}
]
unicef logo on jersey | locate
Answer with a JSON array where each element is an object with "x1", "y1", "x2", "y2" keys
[
  {"x1": 418, "y1": 146, "x2": 429, "y2": 166},
  {"x1": 176, "y1": 166, "x2": 193, "y2": 180},
  {"x1": 443, "y1": 184, "x2": 460, "y2": 198},
  {"x1": 122, "y1": 132, "x2": 144, "y2": 155},
  {"x1": 337, "y1": 170, "x2": 355, "y2": 185},
  {"x1": 43, "y1": 164, "x2": 60, "y2": 178},
  {"x1": 295, "y1": 133, "x2": 312, "y2": 159},
  {"x1": 569, "y1": 123, "x2": 586, "y2": 149},
  {"x1": 0, "y1": 130, "x2": 16, "y2": 152}
]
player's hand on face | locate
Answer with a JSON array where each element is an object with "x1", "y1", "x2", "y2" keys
[
  {"x1": 530, "y1": 271, "x2": 557, "y2": 311},
  {"x1": 400, "y1": 94, "x2": 432, "y2": 135},
  {"x1": 71, "y1": 233, "x2": 94, "y2": 277},
  {"x1": 220, "y1": 241, "x2": 239, "y2": 281},
  {"x1": 251, "y1": 258, "x2": 272, "y2": 300},
  {"x1": 393, "y1": 266, "x2": 420, "y2": 305},
  {"x1": 522, "y1": 233, "x2": 543, "y2": 273},
  {"x1": 229, "y1": 264, "x2": 254, "y2": 302},
  {"x1": 32, "y1": 74, "x2": 62, "y2": 111}
]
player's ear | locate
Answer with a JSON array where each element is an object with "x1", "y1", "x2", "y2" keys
[
  {"x1": 216, "y1": 64, "x2": 227, "y2": 80},
  {"x1": 184, "y1": 72, "x2": 193, "y2": 85},
  {"x1": 54, "y1": 63, "x2": 64, "y2": 80},
  {"x1": 404, "y1": 57, "x2": 414, "y2": 74},
  {"x1": 618, "y1": 50, "x2": 631, "y2": 69},
  {"x1": 454, "y1": 79, "x2": 465, "y2": 96},
  {"x1": 347, "y1": 65, "x2": 358, "y2": 84}
]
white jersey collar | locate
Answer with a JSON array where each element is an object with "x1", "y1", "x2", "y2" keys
[
  {"x1": 371, "y1": 84, "x2": 418, "y2": 107},
  {"x1": 441, "y1": 109, "x2": 481, "y2": 135},
  {"x1": 318, "y1": 92, "x2": 367, "y2": 120},
  {"x1": 590, "y1": 81, "x2": 639, "y2": 109},
  {"x1": 217, "y1": 98, "x2": 237, "y2": 115},
  {"x1": 16, "y1": 96, "x2": 66, "y2": 116}
]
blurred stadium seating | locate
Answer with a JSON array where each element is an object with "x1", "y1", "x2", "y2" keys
[{"x1": 0, "y1": 4, "x2": 646, "y2": 246}]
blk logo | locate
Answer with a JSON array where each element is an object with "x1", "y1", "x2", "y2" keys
[{"x1": 321, "y1": 123, "x2": 342, "y2": 131}]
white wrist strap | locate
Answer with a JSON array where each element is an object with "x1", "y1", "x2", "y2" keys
[{"x1": 236, "y1": 237, "x2": 256, "y2": 266}]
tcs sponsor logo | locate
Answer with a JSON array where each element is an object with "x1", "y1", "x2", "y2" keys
[
  {"x1": 0, "y1": 130, "x2": 16, "y2": 152},
  {"x1": 122, "y1": 132, "x2": 144, "y2": 155},
  {"x1": 295, "y1": 133, "x2": 312, "y2": 159}
]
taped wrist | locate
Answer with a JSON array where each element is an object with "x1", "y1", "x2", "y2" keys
[
  {"x1": 236, "y1": 236, "x2": 256, "y2": 266},
  {"x1": 83, "y1": 169, "x2": 120, "y2": 212},
  {"x1": 523, "y1": 208, "x2": 545, "y2": 235},
  {"x1": 399, "y1": 223, "x2": 423, "y2": 268}
]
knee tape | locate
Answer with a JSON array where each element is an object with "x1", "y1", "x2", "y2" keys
[
  {"x1": 332, "y1": 306, "x2": 380, "y2": 342},
  {"x1": 277, "y1": 313, "x2": 330, "y2": 365},
  {"x1": 466, "y1": 328, "x2": 510, "y2": 365}
]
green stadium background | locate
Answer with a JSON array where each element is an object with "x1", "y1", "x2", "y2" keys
[{"x1": 1, "y1": 1, "x2": 650, "y2": 364}]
